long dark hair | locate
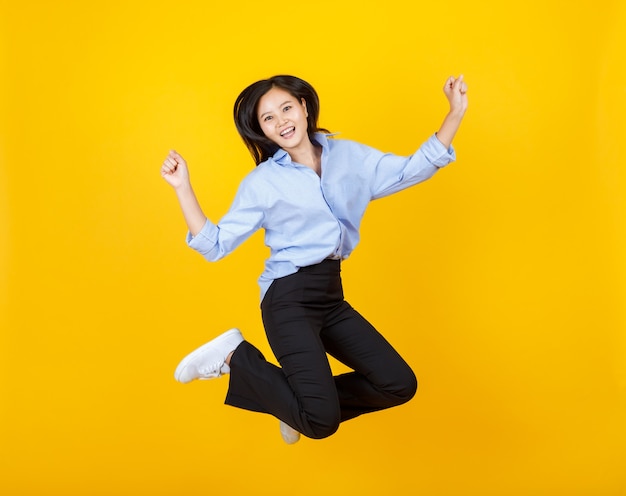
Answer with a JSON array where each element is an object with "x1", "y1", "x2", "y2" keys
[{"x1": 233, "y1": 75, "x2": 330, "y2": 165}]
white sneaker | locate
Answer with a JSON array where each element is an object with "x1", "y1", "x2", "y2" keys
[
  {"x1": 279, "y1": 420, "x2": 301, "y2": 445},
  {"x1": 174, "y1": 328, "x2": 244, "y2": 384}
]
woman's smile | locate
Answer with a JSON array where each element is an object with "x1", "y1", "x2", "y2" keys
[{"x1": 280, "y1": 126, "x2": 296, "y2": 139}]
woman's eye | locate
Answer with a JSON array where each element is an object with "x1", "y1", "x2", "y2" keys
[
  {"x1": 283, "y1": 106, "x2": 291, "y2": 112},
  {"x1": 264, "y1": 116, "x2": 273, "y2": 121}
]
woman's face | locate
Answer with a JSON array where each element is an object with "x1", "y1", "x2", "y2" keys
[{"x1": 257, "y1": 86, "x2": 309, "y2": 151}]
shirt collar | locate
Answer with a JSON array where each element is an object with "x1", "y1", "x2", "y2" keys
[{"x1": 270, "y1": 132, "x2": 332, "y2": 167}]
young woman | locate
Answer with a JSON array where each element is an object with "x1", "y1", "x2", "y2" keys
[{"x1": 161, "y1": 74, "x2": 468, "y2": 444}]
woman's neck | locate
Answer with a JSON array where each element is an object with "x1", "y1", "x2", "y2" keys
[{"x1": 289, "y1": 141, "x2": 322, "y2": 176}]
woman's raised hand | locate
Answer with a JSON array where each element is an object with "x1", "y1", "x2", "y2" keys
[
  {"x1": 443, "y1": 75, "x2": 468, "y2": 115},
  {"x1": 161, "y1": 150, "x2": 190, "y2": 189}
]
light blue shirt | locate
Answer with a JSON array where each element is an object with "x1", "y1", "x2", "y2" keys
[{"x1": 188, "y1": 133, "x2": 456, "y2": 301}]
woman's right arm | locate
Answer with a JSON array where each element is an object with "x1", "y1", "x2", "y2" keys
[{"x1": 161, "y1": 150, "x2": 207, "y2": 237}]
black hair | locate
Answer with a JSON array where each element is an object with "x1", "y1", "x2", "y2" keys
[{"x1": 233, "y1": 75, "x2": 330, "y2": 165}]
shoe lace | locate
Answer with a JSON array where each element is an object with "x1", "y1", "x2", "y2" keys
[{"x1": 197, "y1": 362, "x2": 223, "y2": 379}]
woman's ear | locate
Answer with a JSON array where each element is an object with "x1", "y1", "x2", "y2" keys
[{"x1": 301, "y1": 98, "x2": 308, "y2": 117}]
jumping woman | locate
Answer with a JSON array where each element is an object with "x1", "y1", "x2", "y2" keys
[{"x1": 161, "y1": 74, "x2": 468, "y2": 444}]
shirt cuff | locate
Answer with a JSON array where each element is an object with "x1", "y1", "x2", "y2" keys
[
  {"x1": 424, "y1": 133, "x2": 456, "y2": 168},
  {"x1": 186, "y1": 219, "x2": 218, "y2": 251}
]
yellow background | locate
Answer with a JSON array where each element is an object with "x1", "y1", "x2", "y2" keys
[{"x1": 1, "y1": 0, "x2": 625, "y2": 494}]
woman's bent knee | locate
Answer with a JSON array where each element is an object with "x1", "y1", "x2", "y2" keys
[
  {"x1": 307, "y1": 421, "x2": 340, "y2": 439},
  {"x1": 391, "y1": 366, "x2": 418, "y2": 405},
  {"x1": 301, "y1": 413, "x2": 340, "y2": 439},
  {"x1": 401, "y1": 370, "x2": 418, "y2": 403},
  {"x1": 299, "y1": 403, "x2": 341, "y2": 439}
]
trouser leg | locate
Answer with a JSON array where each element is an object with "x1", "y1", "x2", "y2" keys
[
  {"x1": 226, "y1": 334, "x2": 340, "y2": 440},
  {"x1": 320, "y1": 300, "x2": 418, "y2": 422},
  {"x1": 225, "y1": 262, "x2": 342, "y2": 439}
]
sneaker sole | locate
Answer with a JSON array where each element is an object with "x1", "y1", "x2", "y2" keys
[
  {"x1": 280, "y1": 421, "x2": 301, "y2": 445},
  {"x1": 174, "y1": 328, "x2": 242, "y2": 383}
]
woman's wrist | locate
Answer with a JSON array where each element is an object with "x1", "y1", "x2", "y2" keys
[{"x1": 174, "y1": 180, "x2": 194, "y2": 196}]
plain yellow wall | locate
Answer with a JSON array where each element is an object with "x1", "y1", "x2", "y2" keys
[{"x1": 2, "y1": 1, "x2": 625, "y2": 495}]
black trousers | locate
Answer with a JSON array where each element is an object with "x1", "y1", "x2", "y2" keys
[{"x1": 225, "y1": 259, "x2": 417, "y2": 439}]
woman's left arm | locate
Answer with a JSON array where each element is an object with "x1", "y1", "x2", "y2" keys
[{"x1": 435, "y1": 75, "x2": 468, "y2": 149}]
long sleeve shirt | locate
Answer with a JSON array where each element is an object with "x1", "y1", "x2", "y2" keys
[{"x1": 188, "y1": 133, "x2": 456, "y2": 301}]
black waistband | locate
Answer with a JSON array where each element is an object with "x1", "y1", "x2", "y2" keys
[{"x1": 298, "y1": 258, "x2": 341, "y2": 273}]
